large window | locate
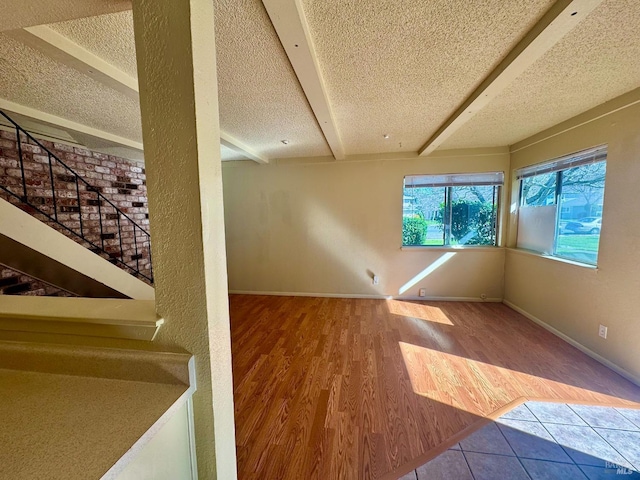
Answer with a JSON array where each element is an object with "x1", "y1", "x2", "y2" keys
[
  {"x1": 402, "y1": 172, "x2": 503, "y2": 247},
  {"x1": 515, "y1": 146, "x2": 607, "y2": 265}
]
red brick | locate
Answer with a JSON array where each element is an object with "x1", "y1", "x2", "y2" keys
[
  {"x1": 101, "y1": 160, "x2": 116, "y2": 168},
  {"x1": 74, "y1": 147, "x2": 92, "y2": 156},
  {"x1": 64, "y1": 153, "x2": 84, "y2": 163},
  {"x1": 33, "y1": 154, "x2": 50, "y2": 164},
  {"x1": 0, "y1": 158, "x2": 18, "y2": 168},
  {"x1": 0, "y1": 130, "x2": 17, "y2": 140},
  {"x1": 21, "y1": 144, "x2": 42, "y2": 154},
  {"x1": 1, "y1": 149, "x2": 18, "y2": 159},
  {"x1": 24, "y1": 163, "x2": 44, "y2": 172},
  {"x1": 53, "y1": 143, "x2": 74, "y2": 153}
]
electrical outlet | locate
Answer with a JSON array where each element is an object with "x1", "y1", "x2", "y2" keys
[
  {"x1": 419, "y1": 288, "x2": 426, "y2": 297},
  {"x1": 598, "y1": 324, "x2": 608, "y2": 339},
  {"x1": 372, "y1": 275, "x2": 379, "y2": 285}
]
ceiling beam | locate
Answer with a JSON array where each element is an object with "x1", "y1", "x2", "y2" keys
[
  {"x1": 220, "y1": 132, "x2": 268, "y2": 164},
  {"x1": 418, "y1": 0, "x2": 605, "y2": 157},
  {"x1": 7, "y1": 26, "x2": 139, "y2": 101},
  {"x1": 262, "y1": 0, "x2": 345, "y2": 160},
  {"x1": 6, "y1": 26, "x2": 269, "y2": 164}
]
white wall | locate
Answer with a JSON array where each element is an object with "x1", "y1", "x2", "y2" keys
[
  {"x1": 222, "y1": 150, "x2": 509, "y2": 300},
  {"x1": 114, "y1": 402, "x2": 194, "y2": 480},
  {"x1": 505, "y1": 98, "x2": 640, "y2": 382}
]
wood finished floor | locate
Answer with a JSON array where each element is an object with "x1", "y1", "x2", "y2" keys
[{"x1": 230, "y1": 296, "x2": 640, "y2": 480}]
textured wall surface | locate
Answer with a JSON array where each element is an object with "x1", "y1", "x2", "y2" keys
[
  {"x1": 0, "y1": 129, "x2": 151, "y2": 281},
  {"x1": 132, "y1": 0, "x2": 237, "y2": 478},
  {"x1": 113, "y1": 402, "x2": 193, "y2": 480},
  {"x1": 504, "y1": 99, "x2": 640, "y2": 381},
  {"x1": 223, "y1": 150, "x2": 509, "y2": 300}
]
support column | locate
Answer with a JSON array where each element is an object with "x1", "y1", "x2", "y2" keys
[{"x1": 131, "y1": 1, "x2": 236, "y2": 479}]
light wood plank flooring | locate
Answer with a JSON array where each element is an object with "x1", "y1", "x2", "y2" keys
[{"x1": 230, "y1": 296, "x2": 640, "y2": 480}]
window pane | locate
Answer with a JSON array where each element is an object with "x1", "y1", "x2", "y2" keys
[
  {"x1": 403, "y1": 175, "x2": 501, "y2": 247},
  {"x1": 555, "y1": 162, "x2": 606, "y2": 264},
  {"x1": 402, "y1": 186, "x2": 445, "y2": 246},
  {"x1": 449, "y1": 185, "x2": 498, "y2": 245},
  {"x1": 521, "y1": 173, "x2": 557, "y2": 206}
]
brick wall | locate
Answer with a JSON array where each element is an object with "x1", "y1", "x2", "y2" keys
[
  {"x1": 0, "y1": 127, "x2": 152, "y2": 285},
  {"x1": 0, "y1": 264, "x2": 75, "y2": 296}
]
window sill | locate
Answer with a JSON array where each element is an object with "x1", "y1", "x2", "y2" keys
[
  {"x1": 506, "y1": 248, "x2": 598, "y2": 270},
  {"x1": 401, "y1": 245, "x2": 504, "y2": 252}
]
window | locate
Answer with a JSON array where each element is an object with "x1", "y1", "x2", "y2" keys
[
  {"x1": 402, "y1": 172, "x2": 503, "y2": 247},
  {"x1": 515, "y1": 146, "x2": 607, "y2": 265}
]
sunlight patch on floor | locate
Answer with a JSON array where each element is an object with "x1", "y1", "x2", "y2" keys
[
  {"x1": 386, "y1": 299, "x2": 454, "y2": 325},
  {"x1": 398, "y1": 341, "x2": 634, "y2": 415}
]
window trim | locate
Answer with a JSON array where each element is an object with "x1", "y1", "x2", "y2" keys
[
  {"x1": 402, "y1": 172, "x2": 504, "y2": 248},
  {"x1": 514, "y1": 145, "x2": 607, "y2": 266}
]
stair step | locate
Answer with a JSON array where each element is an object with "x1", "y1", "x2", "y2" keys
[
  {"x1": 3, "y1": 282, "x2": 32, "y2": 294},
  {"x1": 0, "y1": 276, "x2": 20, "y2": 288}
]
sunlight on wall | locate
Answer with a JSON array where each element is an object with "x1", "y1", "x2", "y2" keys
[
  {"x1": 386, "y1": 299, "x2": 454, "y2": 325},
  {"x1": 398, "y1": 252, "x2": 457, "y2": 295}
]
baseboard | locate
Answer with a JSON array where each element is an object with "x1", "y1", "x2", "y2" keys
[
  {"x1": 503, "y1": 300, "x2": 640, "y2": 387},
  {"x1": 228, "y1": 291, "x2": 504, "y2": 302},
  {"x1": 228, "y1": 290, "x2": 391, "y2": 299},
  {"x1": 397, "y1": 295, "x2": 503, "y2": 302}
]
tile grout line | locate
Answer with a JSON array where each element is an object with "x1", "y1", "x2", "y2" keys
[
  {"x1": 533, "y1": 403, "x2": 587, "y2": 472},
  {"x1": 567, "y1": 403, "x2": 640, "y2": 432},
  {"x1": 614, "y1": 407, "x2": 640, "y2": 430},
  {"x1": 520, "y1": 402, "x2": 591, "y2": 478},
  {"x1": 567, "y1": 405, "x2": 640, "y2": 473},
  {"x1": 412, "y1": 401, "x2": 640, "y2": 480},
  {"x1": 459, "y1": 448, "x2": 478, "y2": 480},
  {"x1": 522, "y1": 403, "x2": 587, "y2": 475},
  {"x1": 492, "y1": 416, "x2": 533, "y2": 480}
]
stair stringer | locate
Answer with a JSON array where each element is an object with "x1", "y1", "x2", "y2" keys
[{"x1": 0, "y1": 198, "x2": 154, "y2": 299}]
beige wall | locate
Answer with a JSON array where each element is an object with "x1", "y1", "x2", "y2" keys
[
  {"x1": 504, "y1": 100, "x2": 640, "y2": 382},
  {"x1": 114, "y1": 402, "x2": 193, "y2": 480},
  {"x1": 223, "y1": 150, "x2": 509, "y2": 300}
]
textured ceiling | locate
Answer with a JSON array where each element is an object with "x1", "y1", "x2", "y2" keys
[
  {"x1": 301, "y1": 0, "x2": 555, "y2": 155},
  {"x1": 0, "y1": 33, "x2": 142, "y2": 141},
  {"x1": 50, "y1": 11, "x2": 138, "y2": 77},
  {"x1": 213, "y1": 0, "x2": 331, "y2": 159},
  {"x1": 1, "y1": 0, "x2": 639, "y2": 163},
  {"x1": 0, "y1": 0, "x2": 129, "y2": 32},
  {"x1": 442, "y1": 0, "x2": 640, "y2": 149},
  {"x1": 44, "y1": 2, "x2": 332, "y2": 160}
]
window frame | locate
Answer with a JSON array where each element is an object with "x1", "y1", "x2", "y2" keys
[
  {"x1": 515, "y1": 145, "x2": 607, "y2": 266},
  {"x1": 402, "y1": 172, "x2": 504, "y2": 248}
]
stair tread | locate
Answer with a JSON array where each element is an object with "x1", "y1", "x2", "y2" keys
[
  {"x1": 0, "y1": 276, "x2": 20, "y2": 288},
  {"x1": 3, "y1": 282, "x2": 32, "y2": 294}
]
